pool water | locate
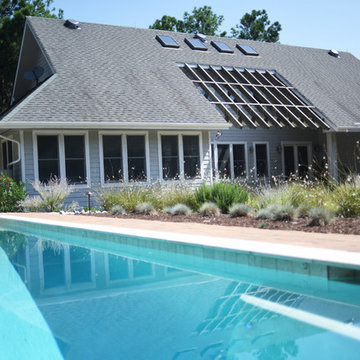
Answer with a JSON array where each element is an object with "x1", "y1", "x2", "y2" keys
[{"x1": 1, "y1": 222, "x2": 360, "y2": 360}]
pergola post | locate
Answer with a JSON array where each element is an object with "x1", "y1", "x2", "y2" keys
[{"x1": 326, "y1": 132, "x2": 338, "y2": 183}]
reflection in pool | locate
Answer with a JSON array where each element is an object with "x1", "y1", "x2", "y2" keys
[{"x1": 1, "y1": 228, "x2": 360, "y2": 360}]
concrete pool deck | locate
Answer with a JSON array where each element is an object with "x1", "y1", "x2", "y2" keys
[{"x1": 1, "y1": 213, "x2": 360, "y2": 269}]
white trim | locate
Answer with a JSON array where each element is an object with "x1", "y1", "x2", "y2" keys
[
  {"x1": 281, "y1": 141, "x2": 312, "y2": 178},
  {"x1": 33, "y1": 130, "x2": 90, "y2": 187},
  {"x1": 208, "y1": 132, "x2": 213, "y2": 184},
  {"x1": 0, "y1": 121, "x2": 230, "y2": 130},
  {"x1": 20, "y1": 131, "x2": 25, "y2": 183},
  {"x1": 326, "y1": 132, "x2": 338, "y2": 182},
  {"x1": 253, "y1": 142, "x2": 270, "y2": 180},
  {"x1": 157, "y1": 131, "x2": 203, "y2": 182},
  {"x1": 210, "y1": 141, "x2": 248, "y2": 180},
  {"x1": 99, "y1": 131, "x2": 150, "y2": 186},
  {"x1": 10, "y1": 22, "x2": 28, "y2": 104}
]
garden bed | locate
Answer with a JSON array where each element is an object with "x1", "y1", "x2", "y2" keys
[{"x1": 91, "y1": 212, "x2": 360, "y2": 235}]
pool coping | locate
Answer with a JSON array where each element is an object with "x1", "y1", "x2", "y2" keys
[{"x1": 1, "y1": 214, "x2": 360, "y2": 269}]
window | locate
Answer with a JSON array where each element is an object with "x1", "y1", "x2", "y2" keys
[
  {"x1": 283, "y1": 144, "x2": 310, "y2": 179},
  {"x1": 233, "y1": 144, "x2": 246, "y2": 177},
  {"x1": 185, "y1": 37, "x2": 207, "y2": 50},
  {"x1": 183, "y1": 135, "x2": 200, "y2": 178},
  {"x1": 255, "y1": 143, "x2": 269, "y2": 178},
  {"x1": 100, "y1": 133, "x2": 148, "y2": 184},
  {"x1": 211, "y1": 41, "x2": 234, "y2": 53},
  {"x1": 37, "y1": 135, "x2": 59, "y2": 182},
  {"x1": 160, "y1": 134, "x2": 201, "y2": 180},
  {"x1": 217, "y1": 144, "x2": 230, "y2": 178},
  {"x1": 178, "y1": 63, "x2": 330, "y2": 130},
  {"x1": 103, "y1": 135, "x2": 123, "y2": 182},
  {"x1": 161, "y1": 135, "x2": 179, "y2": 179},
  {"x1": 2, "y1": 141, "x2": 13, "y2": 170},
  {"x1": 236, "y1": 44, "x2": 258, "y2": 56},
  {"x1": 156, "y1": 35, "x2": 180, "y2": 48},
  {"x1": 35, "y1": 133, "x2": 88, "y2": 185},
  {"x1": 212, "y1": 143, "x2": 246, "y2": 179},
  {"x1": 64, "y1": 135, "x2": 86, "y2": 184},
  {"x1": 127, "y1": 135, "x2": 146, "y2": 181}
]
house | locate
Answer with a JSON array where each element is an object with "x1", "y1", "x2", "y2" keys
[{"x1": 1, "y1": 17, "x2": 360, "y2": 205}]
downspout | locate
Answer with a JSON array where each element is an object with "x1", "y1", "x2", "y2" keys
[{"x1": 0, "y1": 135, "x2": 21, "y2": 167}]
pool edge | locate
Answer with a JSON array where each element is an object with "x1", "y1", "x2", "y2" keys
[{"x1": 1, "y1": 214, "x2": 360, "y2": 269}]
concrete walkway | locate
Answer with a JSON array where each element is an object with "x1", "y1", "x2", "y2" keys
[
  {"x1": 1, "y1": 213, "x2": 360, "y2": 269},
  {"x1": 3, "y1": 212, "x2": 360, "y2": 252}
]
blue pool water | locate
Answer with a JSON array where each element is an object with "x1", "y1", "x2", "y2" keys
[{"x1": 1, "y1": 219, "x2": 360, "y2": 359}]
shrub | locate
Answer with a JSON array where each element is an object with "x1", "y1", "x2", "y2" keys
[
  {"x1": 296, "y1": 204, "x2": 311, "y2": 218},
  {"x1": 99, "y1": 182, "x2": 196, "y2": 212},
  {"x1": 256, "y1": 208, "x2": 273, "y2": 220},
  {"x1": 20, "y1": 196, "x2": 46, "y2": 212},
  {"x1": 110, "y1": 204, "x2": 126, "y2": 215},
  {"x1": 168, "y1": 203, "x2": 192, "y2": 216},
  {"x1": 199, "y1": 202, "x2": 220, "y2": 217},
  {"x1": 229, "y1": 203, "x2": 252, "y2": 218},
  {"x1": 99, "y1": 186, "x2": 151, "y2": 212},
  {"x1": 28, "y1": 179, "x2": 73, "y2": 212},
  {"x1": 195, "y1": 182, "x2": 249, "y2": 213},
  {"x1": 255, "y1": 203, "x2": 295, "y2": 221},
  {"x1": 272, "y1": 204, "x2": 295, "y2": 221},
  {"x1": 0, "y1": 175, "x2": 27, "y2": 212},
  {"x1": 158, "y1": 184, "x2": 197, "y2": 211},
  {"x1": 308, "y1": 207, "x2": 333, "y2": 226},
  {"x1": 334, "y1": 179, "x2": 360, "y2": 217},
  {"x1": 135, "y1": 202, "x2": 156, "y2": 215}
]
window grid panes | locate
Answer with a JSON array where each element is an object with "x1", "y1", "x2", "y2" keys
[
  {"x1": 37, "y1": 135, "x2": 60, "y2": 182},
  {"x1": 103, "y1": 135, "x2": 123, "y2": 182},
  {"x1": 255, "y1": 144, "x2": 268, "y2": 178},
  {"x1": 215, "y1": 144, "x2": 246, "y2": 179},
  {"x1": 64, "y1": 135, "x2": 86, "y2": 184},
  {"x1": 233, "y1": 144, "x2": 246, "y2": 177},
  {"x1": 178, "y1": 63, "x2": 330, "y2": 130},
  {"x1": 127, "y1": 135, "x2": 146, "y2": 181},
  {"x1": 161, "y1": 135, "x2": 179, "y2": 179},
  {"x1": 183, "y1": 135, "x2": 200, "y2": 178}
]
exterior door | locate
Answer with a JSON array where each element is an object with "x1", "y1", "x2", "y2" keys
[{"x1": 284, "y1": 145, "x2": 309, "y2": 179}]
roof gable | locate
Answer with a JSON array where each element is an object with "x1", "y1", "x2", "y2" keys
[{"x1": 2, "y1": 17, "x2": 360, "y2": 131}]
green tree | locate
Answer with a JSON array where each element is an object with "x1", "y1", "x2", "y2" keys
[
  {"x1": 150, "y1": 6, "x2": 225, "y2": 36},
  {"x1": 231, "y1": 9, "x2": 281, "y2": 42},
  {"x1": 0, "y1": 0, "x2": 63, "y2": 113}
]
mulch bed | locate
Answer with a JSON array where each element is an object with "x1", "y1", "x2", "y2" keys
[{"x1": 91, "y1": 212, "x2": 360, "y2": 235}]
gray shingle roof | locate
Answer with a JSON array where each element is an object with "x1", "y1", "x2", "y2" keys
[{"x1": 2, "y1": 16, "x2": 360, "y2": 130}]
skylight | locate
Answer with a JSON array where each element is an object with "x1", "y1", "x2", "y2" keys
[
  {"x1": 185, "y1": 37, "x2": 207, "y2": 51},
  {"x1": 211, "y1": 41, "x2": 234, "y2": 53},
  {"x1": 178, "y1": 63, "x2": 330, "y2": 130},
  {"x1": 156, "y1": 35, "x2": 180, "y2": 48},
  {"x1": 237, "y1": 44, "x2": 258, "y2": 56}
]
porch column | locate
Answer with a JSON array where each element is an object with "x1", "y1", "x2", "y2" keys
[{"x1": 326, "y1": 132, "x2": 338, "y2": 183}]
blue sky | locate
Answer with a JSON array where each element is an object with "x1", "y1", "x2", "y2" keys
[{"x1": 53, "y1": 0, "x2": 360, "y2": 58}]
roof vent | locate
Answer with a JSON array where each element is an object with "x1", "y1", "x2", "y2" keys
[
  {"x1": 64, "y1": 19, "x2": 80, "y2": 30},
  {"x1": 195, "y1": 33, "x2": 207, "y2": 42},
  {"x1": 328, "y1": 49, "x2": 340, "y2": 58}
]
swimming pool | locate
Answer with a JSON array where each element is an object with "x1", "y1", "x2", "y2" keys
[{"x1": 1, "y1": 218, "x2": 360, "y2": 359}]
